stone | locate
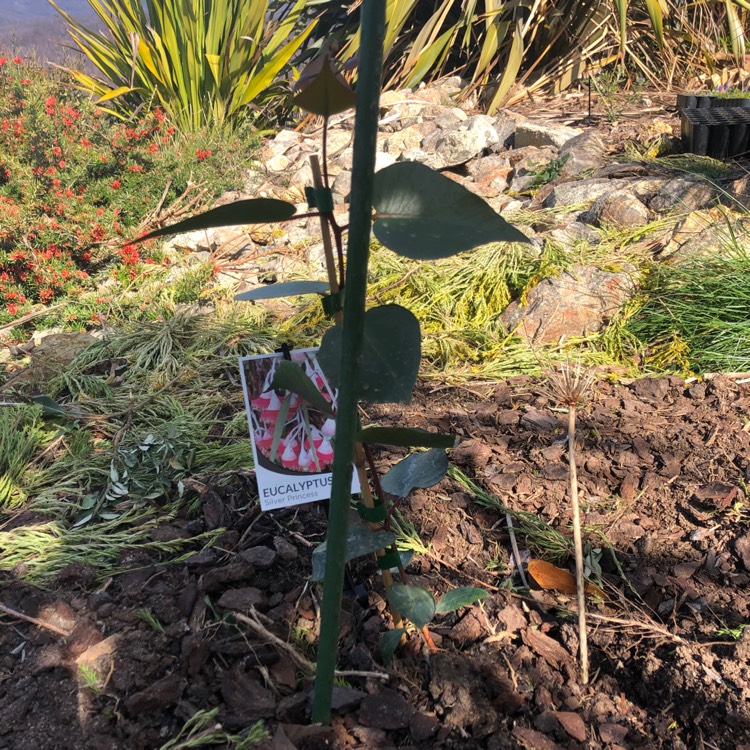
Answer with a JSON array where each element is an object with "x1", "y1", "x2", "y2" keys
[
  {"x1": 547, "y1": 220, "x2": 601, "y2": 249},
  {"x1": 555, "y1": 711, "x2": 587, "y2": 741},
  {"x1": 581, "y1": 190, "x2": 650, "y2": 229},
  {"x1": 410, "y1": 712, "x2": 440, "y2": 743},
  {"x1": 500, "y1": 264, "x2": 636, "y2": 344},
  {"x1": 330, "y1": 686, "x2": 366, "y2": 713},
  {"x1": 558, "y1": 130, "x2": 607, "y2": 179},
  {"x1": 239, "y1": 546, "x2": 277, "y2": 569},
  {"x1": 422, "y1": 114, "x2": 500, "y2": 169},
  {"x1": 634, "y1": 175, "x2": 719, "y2": 213},
  {"x1": 465, "y1": 153, "x2": 513, "y2": 196},
  {"x1": 659, "y1": 210, "x2": 730, "y2": 260},
  {"x1": 509, "y1": 147, "x2": 559, "y2": 193},
  {"x1": 125, "y1": 673, "x2": 185, "y2": 715},
  {"x1": 735, "y1": 533, "x2": 750, "y2": 571},
  {"x1": 221, "y1": 667, "x2": 275, "y2": 719},
  {"x1": 515, "y1": 120, "x2": 582, "y2": 149},
  {"x1": 216, "y1": 587, "x2": 266, "y2": 611},
  {"x1": 492, "y1": 112, "x2": 519, "y2": 148},
  {"x1": 542, "y1": 178, "x2": 617, "y2": 208},
  {"x1": 381, "y1": 121, "x2": 434, "y2": 157},
  {"x1": 358, "y1": 689, "x2": 415, "y2": 730},
  {"x1": 599, "y1": 722, "x2": 629, "y2": 744}
]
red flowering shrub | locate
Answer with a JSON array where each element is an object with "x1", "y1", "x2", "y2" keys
[{"x1": 0, "y1": 57, "x2": 258, "y2": 326}]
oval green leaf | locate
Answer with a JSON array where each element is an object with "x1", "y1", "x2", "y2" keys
[
  {"x1": 136, "y1": 198, "x2": 297, "y2": 243},
  {"x1": 318, "y1": 304, "x2": 420, "y2": 404},
  {"x1": 372, "y1": 162, "x2": 529, "y2": 259},
  {"x1": 235, "y1": 281, "x2": 329, "y2": 301},
  {"x1": 269, "y1": 360, "x2": 334, "y2": 416},
  {"x1": 381, "y1": 448, "x2": 448, "y2": 498},
  {"x1": 379, "y1": 628, "x2": 406, "y2": 663},
  {"x1": 312, "y1": 523, "x2": 396, "y2": 581},
  {"x1": 358, "y1": 426, "x2": 457, "y2": 449},
  {"x1": 435, "y1": 586, "x2": 489, "y2": 615},
  {"x1": 388, "y1": 583, "x2": 436, "y2": 629}
]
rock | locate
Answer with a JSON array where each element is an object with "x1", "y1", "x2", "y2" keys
[
  {"x1": 465, "y1": 153, "x2": 513, "y2": 197},
  {"x1": 692, "y1": 482, "x2": 740, "y2": 511},
  {"x1": 273, "y1": 536, "x2": 298, "y2": 562},
  {"x1": 555, "y1": 711, "x2": 587, "y2": 741},
  {"x1": 547, "y1": 220, "x2": 601, "y2": 249},
  {"x1": 512, "y1": 725, "x2": 563, "y2": 750},
  {"x1": 515, "y1": 120, "x2": 582, "y2": 149},
  {"x1": 599, "y1": 722, "x2": 629, "y2": 744},
  {"x1": 422, "y1": 115, "x2": 499, "y2": 169},
  {"x1": 410, "y1": 712, "x2": 440, "y2": 743},
  {"x1": 509, "y1": 147, "x2": 559, "y2": 193},
  {"x1": 330, "y1": 686, "x2": 366, "y2": 713},
  {"x1": 542, "y1": 177, "x2": 617, "y2": 208},
  {"x1": 492, "y1": 112, "x2": 519, "y2": 148},
  {"x1": 659, "y1": 210, "x2": 730, "y2": 260},
  {"x1": 359, "y1": 689, "x2": 415, "y2": 730},
  {"x1": 558, "y1": 130, "x2": 607, "y2": 179},
  {"x1": 125, "y1": 673, "x2": 185, "y2": 715},
  {"x1": 429, "y1": 653, "x2": 498, "y2": 737},
  {"x1": 275, "y1": 692, "x2": 309, "y2": 723},
  {"x1": 221, "y1": 667, "x2": 276, "y2": 719},
  {"x1": 331, "y1": 169, "x2": 352, "y2": 202},
  {"x1": 381, "y1": 121, "x2": 434, "y2": 157},
  {"x1": 735, "y1": 534, "x2": 750, "y2": 571},
  {"x1": 239, "y1": 546, "x2": 277, "y2": 569},
  {"x1": 500, "y1": 264, "x2": 636, "y2": 344},
  {"x1": 633, "y1": 175, "x2": 719, "y2": 213},
  {"x1": 581, "y1": 191, "x2": 650, "y2": 229},
  {"x1": 216, "y1": 587, "x2": 266, "y2": 611}
]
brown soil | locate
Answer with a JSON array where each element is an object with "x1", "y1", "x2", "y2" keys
[{"x1": 2, "y1": 375, "x2": 750, "y2": 750}]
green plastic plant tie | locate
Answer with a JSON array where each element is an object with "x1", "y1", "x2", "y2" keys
[
  {"x1": 355, "y1": 502, "x2": 388, "y2": 523},
  {"x1": 376, "y1": 549, "x2": 402, "y2": 570},
  {"x1": 304, "y1": 186, "x2": 334, "y2": 213},
  {"x1": 311, "y1": 0, "x2": 385, "y2": 726},
  {"x1": 321, "y1": 291, "x2": 344, "y2": 317},
  {"x1": 316, "y1": 187, "x2": 334, "y2": 213}
]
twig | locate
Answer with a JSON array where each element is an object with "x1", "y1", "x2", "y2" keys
[
  {"x1": 568, "y1": 402, "x2": 589, "y2": 684},
  {"x1": 506, "y1": 512, "x2": 529, "y2": 589},
  {"x1": 0, "y1": 602, "x2": 72, "y2": 637},
  {"x1": 0, "y1": 303, "x2": 66, "y2": 332},
  {"x1": 233, "y1": 608, "x2": 315, "y2": 672},
  {"x1": 333, "y1": 669, "x2": 391, "y2": 681}
]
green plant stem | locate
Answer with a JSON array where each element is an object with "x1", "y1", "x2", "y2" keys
[
  {"x1": 568, "y1": 405, "x2": 589, "y2": 684},
  {"x1": 312, "y1": 0, "x2": 385, "y2": 725}
]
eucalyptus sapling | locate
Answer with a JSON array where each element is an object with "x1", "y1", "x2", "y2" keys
[{"x1": 134, "y1": 1, "x2": 528, "y2": 722}]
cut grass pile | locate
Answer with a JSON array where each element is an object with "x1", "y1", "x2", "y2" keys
[
  {"x1": 0, "y1": 304, "x2": 295, "y2": 583},
  {"x1": 626, "y1": 247, "x2": 750, "y2": 374}
]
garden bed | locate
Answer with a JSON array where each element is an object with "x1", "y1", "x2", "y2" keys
[{"x1": 1, "y1": 374, "x2": 749, "y2": 749}]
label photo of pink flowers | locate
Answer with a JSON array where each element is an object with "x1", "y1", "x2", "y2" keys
[{"x1": 239, "y1": 348, "x2": 360, "y2": 511}]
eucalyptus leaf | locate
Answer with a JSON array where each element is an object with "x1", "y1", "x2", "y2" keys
[
  {"x1": 388, "y1": 583, "x2": 436, "y2": 629},
  {"x1": 31, "y1": 395, "x2": 67, "y2": 417},
  {"x1": 358, "y1": 426, "x2": 457, "y2": 449},
  {"x1": 312, "y1": 524, "x2": 396, "y2": 581},
  {"x1": 318, "y1": 304, "x2": 420, "y2": 404},
  {"x1": 270, "y1": 360, "x2": 334, "y2": 416},
  {"x1": 379, "y1": 628, "x2": 406, "y2": 663},
  {"x1": 235, "y1": 281, "x2": 329, "y2": 301},
  {"x1": 293, "y1": 52, "x2": 356, "y2": 117},
  {"x1": 435, "y1": 587, "x2": 489, "y2": 615},
  {"x1": 136, "y1": 199, "x2": 297, "y2": 243},
  {"x1": 380, "y1": 448, "x2": 448, "y2": 498},
  {"x1": 372, "y1": 162, "x2": 529, "y2": 259}
]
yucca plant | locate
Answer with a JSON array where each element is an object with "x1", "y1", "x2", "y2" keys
[{"x1": 49, "y1": 0, "x2": 317, "y2": 131}]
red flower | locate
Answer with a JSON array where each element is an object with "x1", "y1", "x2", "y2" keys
[
  {"x1": 7, "y1": 303, "x2": 17, "y2": 316},
  {"x1": 119, "y1": 244, "x2": 140, "y2": 265},
  {"x1": 12, "y1": 56, "x2": 22, "y2": 64},
  {"x1": 111, "y1": 178, "x2": 121, "y2": 189},
  {"x1": 0, "y1": 57, "x2": 6, "y2": 66},
  {"x1": 196, "y1": 149, "x2": 212, "y2": 161}
]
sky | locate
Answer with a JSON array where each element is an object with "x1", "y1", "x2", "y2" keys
[{"x1": 1, "y1": 0, "x2": 98, "y2": 63}]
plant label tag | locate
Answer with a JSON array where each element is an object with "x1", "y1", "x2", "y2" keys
[{"x1": 239, "y1": 347, "x2": 360, "y2": 511}]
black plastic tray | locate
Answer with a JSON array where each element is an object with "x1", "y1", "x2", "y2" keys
[
  {"x1": 680, "y1": 106, "x2": 750, "y2": 158},
  {"x1": 677, "y1": 94, "x2": 750, "y2": 111}
]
